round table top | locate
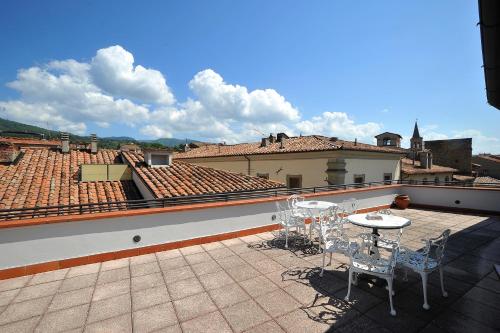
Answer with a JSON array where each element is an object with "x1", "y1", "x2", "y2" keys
[
  {"x1": 348, "y1": 213, "x2": 411, "y2": 230},
  {"x1": 295, "y1": 200, "x2": 337, "y2": 210}
]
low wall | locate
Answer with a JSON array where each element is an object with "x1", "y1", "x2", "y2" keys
[
  {"x1": 402, "y1": 185, "x2": 500, "y2": 214},
  {"x1": 0, "y1": 186, "x2": 399, "y2": 275}
]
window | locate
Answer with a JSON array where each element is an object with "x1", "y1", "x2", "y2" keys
[
  {"x1": 383, "y1": 173, "x2": 392, "y2": 183},
  {"x1": 383, "y1": 138, "x2": 391, "y2": 146},
  {"x1": 444, "y1": 176, "x2": 450, "y2": 182},
  {"x1": 353, "y1": 174, "x2": 365, "y2": 184},
  {"x1": 286, "y1": 175, "x2": 302, "y2": 188},
  {"x1": 434, "y1": 176, "x2": 440, "y2": 183},
  {"x1": 256, "y1": 173, "x2": 269, "y2": 180}
]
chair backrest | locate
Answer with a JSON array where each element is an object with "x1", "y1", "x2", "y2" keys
[
  {"x1": 341, "y1": 198, "x2": 358, "y2": 215},
  {"x1": 422, "y1": 229, "x2": 451, "y2": 268},
  {"x1": 287, "y1": 194, "x2": 304, "y2": 210},
  {"x1": 355, "y1": 233, "x2": 399, "y2": 274},
  {"x1": 275, "y1": 201, "x2": 290, "y2": 223}
]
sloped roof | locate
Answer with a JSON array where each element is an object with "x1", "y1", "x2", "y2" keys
[
  {"x1": 0, "y1": 137, "x2": 61, "y2": 147},
  {"x1": 175, "y1": 135, "x2": 405, "y2": 159},
  {"x1": 122, "y1": 151, "x2": 285, "y2": 198},
  {"x1": 0, "y1": 148, "x2": 141, "y2": 211},
  {"x1": 401, "y1": 158, "x2": 457, "y2": 175},
  {"x1": 412, "y1": 122, "x2": 421, "y2": 138},
  {"x1": 374, "y1": 132, "x2": 402, "y2": 139}
]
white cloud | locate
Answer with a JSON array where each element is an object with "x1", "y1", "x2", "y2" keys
[
  {"x1": 0, "y1": 45, "x2": 394, "y2": 146},
  {"x1": 296, "y1": 112, "x2": 382, "y2": 142},
  {"x1": 90, "y1": 45, "x2": 175, "y2": 105}
]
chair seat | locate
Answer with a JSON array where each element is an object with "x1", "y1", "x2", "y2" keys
[
  {"x1": 352, "y1": 253, "x2": 392, "y2": 274},
  {"x1": 324, "y1": 238, "x2": 358, "y2": 255},
  {"x1": 397, "y1": 248, "x2": 438, "y2": 271}
]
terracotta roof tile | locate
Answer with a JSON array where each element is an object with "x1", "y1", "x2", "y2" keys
[
  {"x1": 0, "y1": 148, "x2": 142, "y2": 213},
  {"x1": 122, "y1": 151, "x2": 285, "y2": 198},
  {"x1": 0, "y1": 137, "x2": 61, "y2": 147},
  {"x1": 401, "y1": 158, "x2": 457, "y2": 175},
  {"x1": 175, "y1": 135, "x2": 405, "y2": 159}
]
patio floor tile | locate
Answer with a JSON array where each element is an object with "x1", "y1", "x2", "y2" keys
[
  {"x1": 0, "y1": 276, "x2": 31, "y2": 292},
  {"x1": 28, "y1": 269, "x2": 68, "y2": 286},
  {"x1": 0, "y1": 295, "x2": 51, "y2": 325},
  {"x1": 208, "y1": 283, "x2": 250, "y2": 308},
  {"x1": 0, "y1": 315, "x2": 40, "y2": 333},
  {"x1": 84, "y1": 313, "x2": 132, "y2": 333},
  {"x1": 255, "y1": 289, "x2": 301, "y2": 317},
  {"x1": 131, "y1": 273, "x2": 164, "y2": 292},
  {"x1": 66, "y1": 263, "x2": 100, "y2": 278},
  {"x1": 14, "y1": 280, "x2": 61, "y2": 303},
  {"x1": 198, "y1": 270, "x2": 234, "y2": 290},
  {"x1": 221, "y1": 299, "x2": 271, "y2": 332},
  {"x1": 180, "y1": 311, "x2": 232, "y2": 333},
  {"x1": 132, "y1": 285, "x2": 170, "y2": 311},
  {"x1": 87, "y1": 293, "x2": 131, "y2": 324},
  {"x1": 92, "y1": 279, "x2": 129, "y2": 302},
  {"x1": 36, "y1": 303, "x2": 89, "y2": 332},
  {"x1": 132, "y1": 302, "x2": 178, "y2": 332},
  {"x1": 100, "y1": 258, "x2": 129, "y2": 271},
  {"x1": 173, "y1": 292, "x2": 217, "y2": 322},
  {"x1": 168, "y1": 277, "x2": 204, "y2": 300},
  {"x1": 97, "y1": 267, "x2": 130, "y2": 285},
  {"x1": 239, "y1": 275, "x2": 278, "y2": 297},
  {"x1": 48, "y1": 286, "x2": 93, "y2": 312}
]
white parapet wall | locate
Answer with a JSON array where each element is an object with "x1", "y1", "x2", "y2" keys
[
  {"x1": 0, "y1": 186, "x2": 399, "y2": 270},
  {"x1": 401, "y1": 186, "x2": 500, "y2": 213}
]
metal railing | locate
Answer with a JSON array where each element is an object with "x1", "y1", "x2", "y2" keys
[{"x1": 0, "y1": 180, "x2": 498, "y2": 221}]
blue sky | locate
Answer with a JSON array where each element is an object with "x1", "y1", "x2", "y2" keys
[{"x1": 0, "y1": 0, "x2": 499, "y2": 152}]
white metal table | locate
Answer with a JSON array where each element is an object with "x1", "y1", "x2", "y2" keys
[
  {"x1": 295, "y1": 200, "x2": 337, "y2": 242},
  {"x1": 348, "y1": 213, "x2": 411, "y2": 235}
]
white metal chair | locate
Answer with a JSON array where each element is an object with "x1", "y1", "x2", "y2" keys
[
  {"x1": 341, "y1": 198, "x2": 358, "y2": 215},
  {"x1": 311, "y1": 206, "x2": 340, "y2": 252},
  {"x1": 397, "y1": 229, "x2": 451, "y2": 310},
  {"x1": 376, "y1": 209, "x2": 404, "y2": 252},
  {"x1": 345, "y1": 233, "x2": 399, "y2": 316},
  {"x1": 275, "y1": 201, "x2": 306, "y2": 248},
  {"x1": 320, "y1": 215, "x2": 359, "y2": 277}
]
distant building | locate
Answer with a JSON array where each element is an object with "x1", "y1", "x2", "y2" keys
[
  {"x1": 375, "y1": 132, "x2": 402, "y2": 148},
  {"x1": 176, "y1": 134, "x2": 405, "y2": 188},
  {"x1": 472, "y1": 154, "x2": 500, "y2": 179},
  {"x1": 424, "y1": 138, "x2": 472, "y2": 175},
  {"x1": 375, "y1": 122, "x2": 458, "y2": 183}
]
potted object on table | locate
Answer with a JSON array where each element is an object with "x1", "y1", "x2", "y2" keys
[{"x1": 394, "y1": 194, "x2": 410, "y2": 209}]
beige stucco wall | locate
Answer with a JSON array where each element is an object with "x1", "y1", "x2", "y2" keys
[
  {"x1": 178, "y1": 151, "x2": 402, "y2": 188},
  {"x1": 401, "y1": 173, "x2": 453, "y2": 182}
]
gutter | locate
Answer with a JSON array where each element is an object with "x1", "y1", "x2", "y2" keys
[{"x1": 244, "y1": 155, "x2": 251, "y2": 175}]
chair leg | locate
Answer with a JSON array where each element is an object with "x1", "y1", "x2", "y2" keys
[
  {"x1": 320, "y1": 251, "x2": 326, "y2": 277},
  {"x1": 386, "y1": 277, "x2": 396, "y2": 316},
  {"x1": 285, "y1": 227, "x2": 289, "y2": 249},
  {"x1": 420, "y1": 272, "x2": 430, "y2": 310},
  {"x1": 344, "y1": 269, "x2": 353, "y2": 301},
  {"x1": 439, "y1": 267, "x2": 448, "y2": 297}
]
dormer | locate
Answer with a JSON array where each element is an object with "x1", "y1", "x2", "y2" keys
[{"x1": 143, "y1": 148, "x2": 173, "y2": 168}]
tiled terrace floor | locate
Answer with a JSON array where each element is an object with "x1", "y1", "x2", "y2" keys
[{"x1": 0, "y1": 208, "x2": 499, "y2": 333}]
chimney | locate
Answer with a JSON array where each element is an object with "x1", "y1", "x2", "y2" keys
[
  {"x1": 354, "y1": 138, "x2": 357, "y2": 146},
  {"x1": 183, "y1": 143, "x2": 190, "y2": 152},
  {"x1": 277, "y1": 133, "x2": 289, "y2": 143},
  {"x1": 61, "y1": 132, "x2": 70, "y2": 153},
  {"x1": 260, "y1": 137, "x2": 269, "y2": 147},
  {"x1": 268, "y1": 133, "x2": 276, "y2": 144},
  {"x1": 90, "y1": 134, "x2": 97, "y2": 154},
  {"x1": 0, "y1": 141, "x2": 20, "y2": 164}
]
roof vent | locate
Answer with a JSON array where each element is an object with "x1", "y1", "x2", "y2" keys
[
  {"x1": 90, "y1": 134, "x2": 98, "y2": 154},
  {"x1": 61, "y1": 132, "x2": 70, "y2": 153},
  {"x1": 143, "y1": 148, "x2": 173, "y2": 168}
]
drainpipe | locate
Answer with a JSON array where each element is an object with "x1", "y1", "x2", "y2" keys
[{"x1": 244, "y1": 155, "x2": 251, "y2": 175}]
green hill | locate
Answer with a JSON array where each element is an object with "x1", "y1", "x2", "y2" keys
[{"x1": 0, "y1": 117, "x2": 201, "y2": 149}]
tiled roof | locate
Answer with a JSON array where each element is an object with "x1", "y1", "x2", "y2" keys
[
  {"x1": 474, "y1": 176, "x2": 500, "y2": 184},
  {"x1": 122, "y1": 151, "x2": 285, "y2": 198},
  {"x1": 0, "y1": 137, "x2": 61, "y2": 147},
  {"x1": 401, "y1": 158, "x2": 457, "y2": 175},
  {"x1": 0, "y1": 148, "x2": 142, "y2": 211},
  {"x1": 474, "y1": 154, "x2": 500, "y2": 163},
  {"x1": 175, "y1": 135, "x2": 405, "y2": 159}
]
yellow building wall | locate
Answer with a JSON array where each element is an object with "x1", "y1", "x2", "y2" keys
[{"x1": 179, "y1": 151, "x2": 401, "y2": 188}]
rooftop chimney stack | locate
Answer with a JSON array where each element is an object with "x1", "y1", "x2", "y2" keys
[
  {"x1": 90, "y1": 134, "x2": 97, "y2": 154},
  {"x1": 0, "y1": 141, "x2": 20, "y2": 164},
  {"x1": 268, "y1": 133, "x2": 276, "y2": 144},
  {"x1": 260, "y1": 137, "x2": 269, "y2": 147},
  {"x1": 354, "y1": 138, "x2": 357, "y2": 146},
  {"x1": 61, "y1": 133, "x2": 70, "y2": 153}
]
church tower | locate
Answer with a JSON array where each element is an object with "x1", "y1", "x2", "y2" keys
[{"x1": 410, "y1": 121, "x2": 423, "y2": 152}]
